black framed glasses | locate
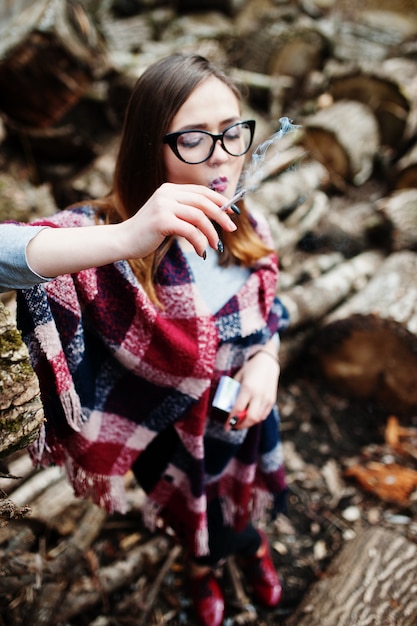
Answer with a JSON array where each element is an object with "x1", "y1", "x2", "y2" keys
[{"x1": 163, "y1": 120, "x2": 256, "y2": 164}]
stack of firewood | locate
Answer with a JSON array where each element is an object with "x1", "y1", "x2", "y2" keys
[{"x1": 1, "y1": 2, "x2": 417, "y2": 622}]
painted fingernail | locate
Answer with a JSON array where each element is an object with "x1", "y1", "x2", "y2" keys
[
  {"x1": 217, "y1": 239, "x2": 224, "y2": 254},
  {"x1": 229, "y1": 416, "x2": 239, "y2": 427},
  {"x1": 202, "y1": 250, "x2": 207, "y2": 260},
  {"x1": 231, "y1": 204, "x2": 241, "y2": 215}
]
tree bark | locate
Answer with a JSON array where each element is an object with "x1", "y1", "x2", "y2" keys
[
  {"x1": 0, "y1": 302, "x2": 44, "y2": 460},
  {"x1": 284, "y1": 527, "x2": 417, "y2": 626}
]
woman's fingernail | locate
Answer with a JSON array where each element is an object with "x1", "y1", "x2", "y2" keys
[
  {"x1": 217, "y1": 239, "x2": 224, "y2": 254},
  {"x1": 202, "y1": 250, "x2": 207, "y2": 260},
  {"x1": 231, "y1": 204, "x2": 241, "y2": 215}
]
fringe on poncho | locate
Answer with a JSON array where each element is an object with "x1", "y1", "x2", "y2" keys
[{"x1": 17, "y1": 205, "x2": 289, "y2": 557}]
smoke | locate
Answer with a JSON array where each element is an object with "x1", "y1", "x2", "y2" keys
[{"x1": 222, "y1": 117, "x2": 302, "y2": 210}]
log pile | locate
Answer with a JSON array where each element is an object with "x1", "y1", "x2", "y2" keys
[{"x1": 2, "y1": 0, "x2": 417, "y2": 624}]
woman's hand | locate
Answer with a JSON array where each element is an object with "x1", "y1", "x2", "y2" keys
[
  {"x1": 120, "y1": 183, "x2": 237, "y2": 260},
  {"x1": 27, "y1": 183, "x2": 237, "y2": 279},
  {"x1": 225, "y1": 343, "x2": 280, "y2": 431}
]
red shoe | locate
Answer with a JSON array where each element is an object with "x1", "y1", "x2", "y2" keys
[
  {"x1": 189, "y1": 570, "x2": 225, "y2": 626},
  {"x1": 242, "y1": 531, "x2": 282, "y2": 608}
]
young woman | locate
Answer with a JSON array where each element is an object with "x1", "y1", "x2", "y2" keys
[{"x1": 3, "y1": 54, "x2": 289, "y2": 626}]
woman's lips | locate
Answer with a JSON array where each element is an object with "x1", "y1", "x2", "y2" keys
[{"x1": 209, "y1": 176, "x2": 228, "y2": 193}]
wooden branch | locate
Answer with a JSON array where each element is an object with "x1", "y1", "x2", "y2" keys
[
  {"x1": 136, "y1": 543, "x2": 182, "y2": 626},
  {"x1": 226, "y1": 557, "x2": 258, "y2": 624},
  {"x1": 55, "y1": 534, "x2": 172, "y2": 622},
  {"x1": 284, "y1": 527, "x2": 417, "y2": 626}
]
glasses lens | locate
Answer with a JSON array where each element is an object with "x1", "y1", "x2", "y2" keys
[
  {"x1": 223, "y1": 122, "x2": 253, "y2": 156},
  {"x1": 176, "y1": 131, "x2": 213, "y2": 164}
]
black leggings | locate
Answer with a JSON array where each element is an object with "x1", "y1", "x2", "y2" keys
[{"x1": 192, "y1": 499, "x2": 261, "y2": 567}]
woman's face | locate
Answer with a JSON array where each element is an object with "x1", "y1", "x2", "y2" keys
[{"x1": 163, "y1": 76, "x2": 247, "y2": 200}]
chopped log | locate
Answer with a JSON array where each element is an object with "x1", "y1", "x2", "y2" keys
[
  {"x1": 284, "y1": 527, "x2": 417, "y2": 626},
  {"x1": 253, "y1": 190, "x2": 329, "y2": 261},
  {"x1": 314, "y1": 250, "x2": 417, "y2": 413},
  {"x1": 0, "y1": 0, "x2": 108, "y2": 129},
  {"x1": 46, "y1": 503, "x2": 107, "y2": 574},
  {"x1": 0, "y1": 302, "x2": 44, "y2": 460},
  {"x1": 302, "y1": 198, "x2": 389, "y2": 257},
  {"x1": 327, "y1": 57, "x2": 417, "y2": 148},
  {"x1": 232, "y1": 16, "x2": 327, "y2": 81},
  {"x1": 324, "y1": 5, "x2": 417, "y2": 65},
  {"x1": 10, "y1": 465, "x2": 64, "y2": 507},
  {"x1": 251, "y1": 159, "x2": 330, "y2": 217},
  {"x1": 28, "y1": 476, "x2": 81, "y2": 534},
  {"x1": 279, "y1": 250, "x2": 384, "y2": 330},
  {"x1": 279, "y1": 251, "x2": 345, "y2": 291},
  {"x1": 302, "y1": 100, "x2": 380, "y2": 187},
  {"x1": 394, "y1": 141, "x2": 417, "y2": 190},
  {"x1": 376, "y1": 188, "x2": 417, "y2": 251}
]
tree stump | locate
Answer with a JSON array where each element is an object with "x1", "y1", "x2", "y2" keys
[
  {"x1": 302, "y1": 100, "x2": 380, "y2": 187},
  {"x1": 314, "y1": 251, "x2": 417, "y2": 413},
  {"x1": 285, "y1": 527, "x2": 417, "y2": 626},
  {"x1": 0, "y1": 302, "x2": 44, "y2": 458}
]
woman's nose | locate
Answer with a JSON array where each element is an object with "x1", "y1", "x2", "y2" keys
[{"x1": 208, "y1": 139, "x2": 229, "y2": 164}]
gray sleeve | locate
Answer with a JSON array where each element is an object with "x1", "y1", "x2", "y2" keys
[{"x1": 0, "y1": 224, "x2": 52, "y2": 292}]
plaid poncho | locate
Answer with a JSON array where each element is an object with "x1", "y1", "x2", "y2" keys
[{"x1": 17, "y1": 205, "x2": 289, "y2": 557}]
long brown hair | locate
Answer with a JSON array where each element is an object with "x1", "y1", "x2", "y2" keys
[{"x1": 98, "y1": 54, "x2": 273, "y2": 303}]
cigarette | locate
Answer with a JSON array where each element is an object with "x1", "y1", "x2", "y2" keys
[{"x1": 221, "y1": 189, "x2": 246, "y2": 212}]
